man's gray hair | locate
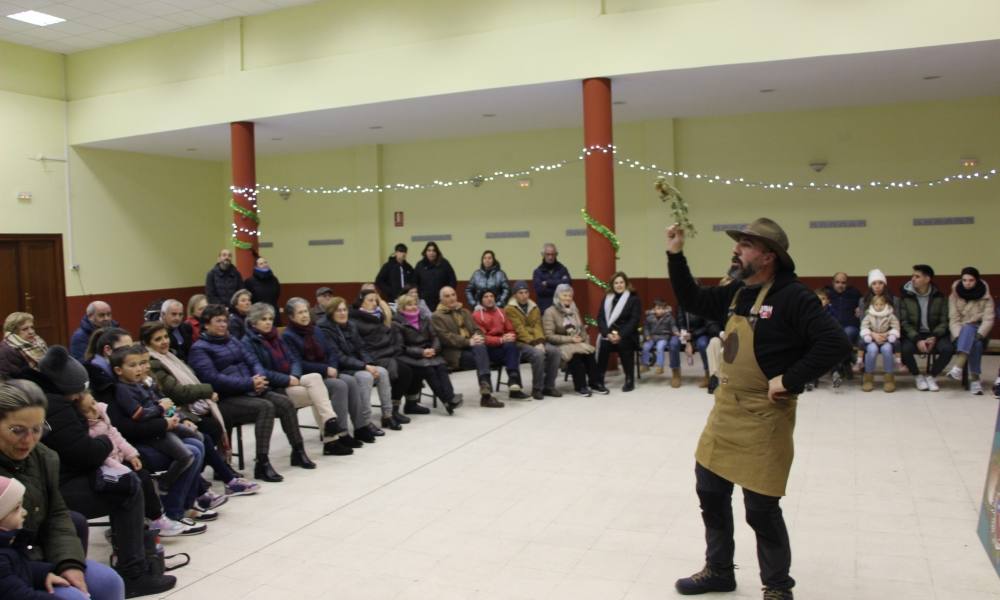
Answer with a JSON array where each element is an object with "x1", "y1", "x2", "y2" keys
[
  {"x1": 541, "y1": 243, "x2": 557, "y2": 254},
  {"x1": 246, "y1": 302, "x2": 275, "y2": 325},
  {"x1": 160, "y1": 299, "x2": 183, "y2": 314},
  {"x1": 85, "y1": 301, "x2": 108, "y2": 316}
]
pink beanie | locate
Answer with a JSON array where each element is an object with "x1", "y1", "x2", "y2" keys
[{"x1": 0, "y1": 476, "x2": 25, "y2": 521}]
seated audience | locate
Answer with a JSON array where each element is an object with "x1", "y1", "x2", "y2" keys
[
  {"x1": 466, "y1": 250, "x2": 511, "y2": 308},
  {"x1": 900, "y1": 264, "x2": 954, "y2": 391},
  {"x1": 244, "y1": 257, "x2": 282, "y2": 325},
  {"x1": 375, "y1": 243, "x2": 414, "y2": 302},
  {"x1": 824, "y1": 272, "x2": 863, "y2": 382},
  {"x1": 393, "y1": 294, "x2": 463, "y2": 414},
  {"x1": 431, "y1": 286, "x2": 505, "y2": 408},
  {"x1": 328, "y1": 295, "x2": 402, "y2": 430},
  {"x1": 69, "y1": 301, "x2": 116, "y2": 361},
  {"x1": 641, "y1": 299, "x2": 678, "y2": 376},
  {"x1": 0, "y1": 379, "x2": 140, "y2": 599},
  {"x1": 471, "y1": 289, "x2": 528, "y2": 399},
  {"x1": 860, "y1": 295, "x2": 900, "y2": 393},
  {"x1": 282, "y1": 298, "x2": 376, "y2": 446},
  {"x1": 673, "y1": 308, "x2": 719, "y2": 389},
  {"x1": 241, "y1": 303, "x2": 343, "y2": 454},
  {"x1": 532, "y1": 243, "x2": 571, "y2": 314},
  {"x1": 946, "y1": 267, "x2": 995, "y2": 395},
  {"x1": 413, "y1": 241, "x2": 457, "y2": 312},
  {"x1": 189, "y1": 304, "x2": 311, "y2": 482},
  {"x1": 205, "y1": 249, "x2": 241, "y2": 306},
  {"x1": 596, "y1": 272, "x2": 642, "y2": 392},
  {"x1": 311, "y1": 287, "x2": 335, "y2": 324},
  {"x1": 228, "y1": 289, "x2": 252, "y2": 341},
  {"x1": 159, "y1": 299, "x2": 194, "y2": 361},
  {"x1": 542, "y1": 284, "x2": 603, "y2": 396},
  {"x1": 504, "y1": 280, "x2": 563, "y2": 399},
  {"x1": 141, "y1": 321, "x2": 261, "y2": 495},
  {"x1": 0, "y1": 312, "x2": 48, "y2": 378},
  {"x1": 107, "y1": 344, "x2": 209, "y2": 534},
  {"x1": 185, "y1": 294, "x2": 208, "y2": 342}
]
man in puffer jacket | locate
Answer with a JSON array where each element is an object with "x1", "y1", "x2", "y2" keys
[
  {"x1": 899, "y1": 264, "x2": 953, "y2": 391},
  {"x1": 504, "y1": 281, "x2": 562, "y2": 399},
  {"x1": 472, "y1": 290, "x2": 527, "y2": 401}
]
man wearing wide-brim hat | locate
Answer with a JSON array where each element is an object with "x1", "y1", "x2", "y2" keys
[{"x1": 665, "y1": 218, "x2": 849, "y2": 600}]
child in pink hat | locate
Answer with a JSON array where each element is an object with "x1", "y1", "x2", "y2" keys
[{"x1": 0, "y1": 475, "x2": 72, "y2": 598}]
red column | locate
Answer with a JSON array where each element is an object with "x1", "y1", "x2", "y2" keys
[
  {"x1": 582, "y1": 77, "x2": 616, "y2": 328},
  {"x1": 230, "y1": 121, "x2": 257, "y2": 279}
]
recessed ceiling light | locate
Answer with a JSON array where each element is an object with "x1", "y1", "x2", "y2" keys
[
  {"x1": 922, "y1": 75, "x2": 942, "y2": 80},
  {"x1": 481, "y1": 113, "x2": 496, "y2": 118},
  {"x1": 7, "y1": 10, "x2": 65, "y2": 26},
  {"x1": 759, "y1": 88, "x2": 776, "y2": 93},
  {"x1": 612, "y1": 100, "x2": 627, "y2": 105},
  {"x1": 368, "y1": 125, "x2": 383, "y2": 130},
  {"x1": 185, "y1": 147, "x2": 197, "y2": 152}
]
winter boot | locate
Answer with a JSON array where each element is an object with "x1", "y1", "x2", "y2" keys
[
  {"x1": 883, "y1": 373, "x2": 896, "y2": 393},
  {"x1": 671, "y1": 368, "x2": 682, "y2": 388},
  {"x1": 862, "y1": 373, "x2": 874, "y2": 392}
]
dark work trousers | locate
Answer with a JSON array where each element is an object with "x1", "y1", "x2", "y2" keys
[
  {"x1": 60, "y1": 474, "x2": 147, "y2": 578},
  {"x1": 415, "y1": 364, "x2": 455, "y2": 403},
  {"x1": 596, "y1": 337, "x2": 636, "y2": 384},
  {"x1": 901, "y1": 333, "x2": 955, "y2": 377},
  {"x1": 695, "y1": 462, "x2": 794, "y2": 591},
  {"x1": 566, "y1": 352, "x2": 600, "y2": 391}
]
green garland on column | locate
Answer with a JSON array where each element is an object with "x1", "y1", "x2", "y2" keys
[
  {"x1": 580, "y1": 207, "x2": 620, "y2": 293},
  {"x1": 230, "y1": 199, "x2": 259, "y2": 250}
]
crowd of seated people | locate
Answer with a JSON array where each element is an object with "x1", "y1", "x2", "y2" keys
[{"x1": 0, "y1": 241, "x2": 997, "y2": 599}]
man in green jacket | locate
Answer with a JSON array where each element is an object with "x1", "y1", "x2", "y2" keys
[{"x1": 899, "y1": 264, "x2": 954, "y2": 391}]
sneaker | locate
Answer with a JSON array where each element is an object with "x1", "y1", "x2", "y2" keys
[
  {"x1": 531, "y1": 390, "x2": 544, "y2": 400},
  {"x1": 403, "y1": 401, "x2": 430, "y2": 415},
  {"x1": 195, "y1": 490, "x2": 228, "y2": 511},
  {"x1": 576, "y1": 387, "x2": 592, "y2": 397},
  {"x1": 122, "y1": 572, "x2": 176, "y2": 598},
  {"x1": 178, "y1": 517, "x2": 208, "y2": 533},
  {"x1": 509, "y1": 390, "x2": 530, "y2": 400},
  {"x1": 369, "y1": 424, "x2": 386, "y2": 437},
  {"x1": 916, "y1": 374, "x2": 929, "y2": 391},
  {"x1": 543, "y1": 388, "x2": 563, "y2": 398},
  {"x1": 224, "y1": 478, "x2": 261, "y2": 496},
  {"x1": 151, "y1": 516, "x2": 206, "y2": 537},
  {"x1": 355, "y1": 427, "x2": 376, "y2": 443},
  {"x1": 831, "y1": 371, "x2": 843, "y2": 389},
  {"x1": 926, "y1": 377, "x2": 940, "y2": 392},
  {"x1": 970, "y1": 380, "x2": 984, "y2": 395},
  {"x1": 186, "y1": 508, "x2": 218, "y2": 522},
  {"x1": 509, "y1": 382, "x2": 523, "y2": 393},
  {"x1": 947, "y1": 366, "x2": 963, "y2": 381},
  {"x1": 480, "y1": 395, "x2": 505, "y2": 408},
  {"x1": 763, "y1": 588, "x2": 794, "y2": 600},
  {"x1": 591, "y1": 384, "x2": 610, "y2": 395},
  {"x1": 675, "y1": 564, "x2": 737, "y2": 595}
]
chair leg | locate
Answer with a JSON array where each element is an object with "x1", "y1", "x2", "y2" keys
[{"x1": 235, "y1": 425, "x2": 245, "y2": 471}]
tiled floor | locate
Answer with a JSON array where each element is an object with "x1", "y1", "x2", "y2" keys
[{"x1": 86, "y1": 360, "x2": 1000, "y2": 599}]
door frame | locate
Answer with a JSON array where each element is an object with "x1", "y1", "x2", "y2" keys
[{"x1": 0, "y1": 233, "x2": 68, "y2": 345}]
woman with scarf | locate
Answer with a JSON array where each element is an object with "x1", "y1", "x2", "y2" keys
[
  {"x1": 281, "y1": 298, "x2": 378, "y2": 445},
  {"x1": 393, "y1": 294, "x2": 462, "y2": 414},
  {"x1": 465, "y1": 250, "x2": 511, "y2": 308},
  {"x1": 240, "y1": 303, "x2": 353, "y2": 456},
  {"x1": 244, "y1": 257, "x2": 282, "y2": 325},
  {"x1": 946, "y1": 266, "x2": 995, "y2": 395},
  {"x1": 320, "y1": 297, "x2": 406, "y2": 430},
  {"x1": 140, "y1": 321, "x2": 261, "y2": 495},
  {"x1": 595, "y1": 271, "x2": 642, "y2": 392},
  {"x1": 542, "y1": 284, "x2": 604, "y2": 396},
  {"x1": 351, "y1": 289, "x2": 418, "y2": 428},
  {"x1": 0, "y1": 313, "x2": 48, "y2": 378}
]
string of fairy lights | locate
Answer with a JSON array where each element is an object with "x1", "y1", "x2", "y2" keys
[{"x1": 228, "y1": 143, "x2": 996, "y2": 245}]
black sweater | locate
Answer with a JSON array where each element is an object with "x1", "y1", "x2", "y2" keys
[{"x1": 667, "y1": 252, "x2": 849, "y2": 394}]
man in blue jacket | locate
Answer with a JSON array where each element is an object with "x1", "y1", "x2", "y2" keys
[
  {"x1": 68, "y1": 301, "x2": 117, "y2": 360},
  {"x1": 531, "y1": 243, "x2": 571, "y2": 314}
]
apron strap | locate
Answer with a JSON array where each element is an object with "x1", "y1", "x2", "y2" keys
[{"x1": 727, "y1": 281, "x2": 774, "y2": 328}]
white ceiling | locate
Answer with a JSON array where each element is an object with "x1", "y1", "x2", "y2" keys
[
  {"x1": 83, "y1": 40, "x2": 1000, "y2": 161},
  {"x1": 0, "y1": 0, "x2": 316, "y2": 54}
]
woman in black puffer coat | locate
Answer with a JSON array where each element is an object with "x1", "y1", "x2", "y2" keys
[{"x1": 393, "y1": 294, "x2": 461, "y2": 414}]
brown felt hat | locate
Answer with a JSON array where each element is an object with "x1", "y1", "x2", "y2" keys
[{"x1": 725, "y1": 218, "x2": 795, "y2": 272}]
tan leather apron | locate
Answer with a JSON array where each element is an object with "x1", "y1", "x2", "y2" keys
[{"x1": 694, "y1": 282, "x2": 796, "y2": 497}]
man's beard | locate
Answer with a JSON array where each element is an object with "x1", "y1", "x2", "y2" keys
[
  {"x1": 219, "y1": 260, "x2": 231, "y2": 269},
  {"x1": 727, "y1": 258, "x2": 757, "y2": 282}
]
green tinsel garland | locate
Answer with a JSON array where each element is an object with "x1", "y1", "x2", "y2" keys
[
  {"x1": 231, "y1": 239, "x2": 254, "y2": 250},
  {"x1": 583, "y1": 316, "x2": 599, "y2": 327},
  {"x1": 230, "y1": 200, "x2": 260, "y2": 223},
  {"x1": 580, "y1": 208, "x2": 621, "y2": 254},
  {"x1": 583, "y1": 267, "x2": 610, "y2": 291}
]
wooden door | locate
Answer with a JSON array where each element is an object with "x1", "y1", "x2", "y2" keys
[{"x1": 0, "y1": 235, "x2": 68, "y2": 346}]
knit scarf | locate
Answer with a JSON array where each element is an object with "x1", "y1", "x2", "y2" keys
[
  {"x1": 289, "y1": 322, "x2": 324, "y2": 362},
  {"x1": 957, "y1": 279, "x2": 987, "y2": 301},
  {"x1": 147, "y1": 345, "x2": 229, "y2": 454},
  {"x1": 3, "y1": 332, "x2": 47, "y2": 369},
  {"x1": 402, "y1": 310, "x2": 421, "y2": 329},
  {"x1": 259, "y1": 328, "x2": 290, "y2": 374}
]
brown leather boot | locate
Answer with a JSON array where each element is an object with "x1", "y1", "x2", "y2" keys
[
  {"x1": 671, "y1": 368, "x2": 682, "y2": 388},
  {"x1": 862, "y1": 373, "x2": 874, "y2": 392},
  {"x1": 480, "y1": 395, "x2": 505, "y2": 408},
  {"x1": 883, "y1": 373, "x2": 896, "y2": 393}
]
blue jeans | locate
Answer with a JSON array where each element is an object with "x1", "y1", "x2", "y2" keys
[
  {"x1": 842, "y1": 326, "x2": 860, "y2": 347},
  {"x1": 48, "y1": 559, "x2": 125, "y2": 599},
  {"x1": 138, "y1": 436, "x2": 204, "y2": 520},
  {"x1": 864, "y1": 342, "x2": 894, "y2": 373},
  {"x1": 669, "y1": 336, "x2": 709, "y2": 370},
  {"x1": 955, "y1": 323, "x2": 985, "y2": 375},
  {"x1": 642, "y1": 339, "x2": 670, "y2": 367}
]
